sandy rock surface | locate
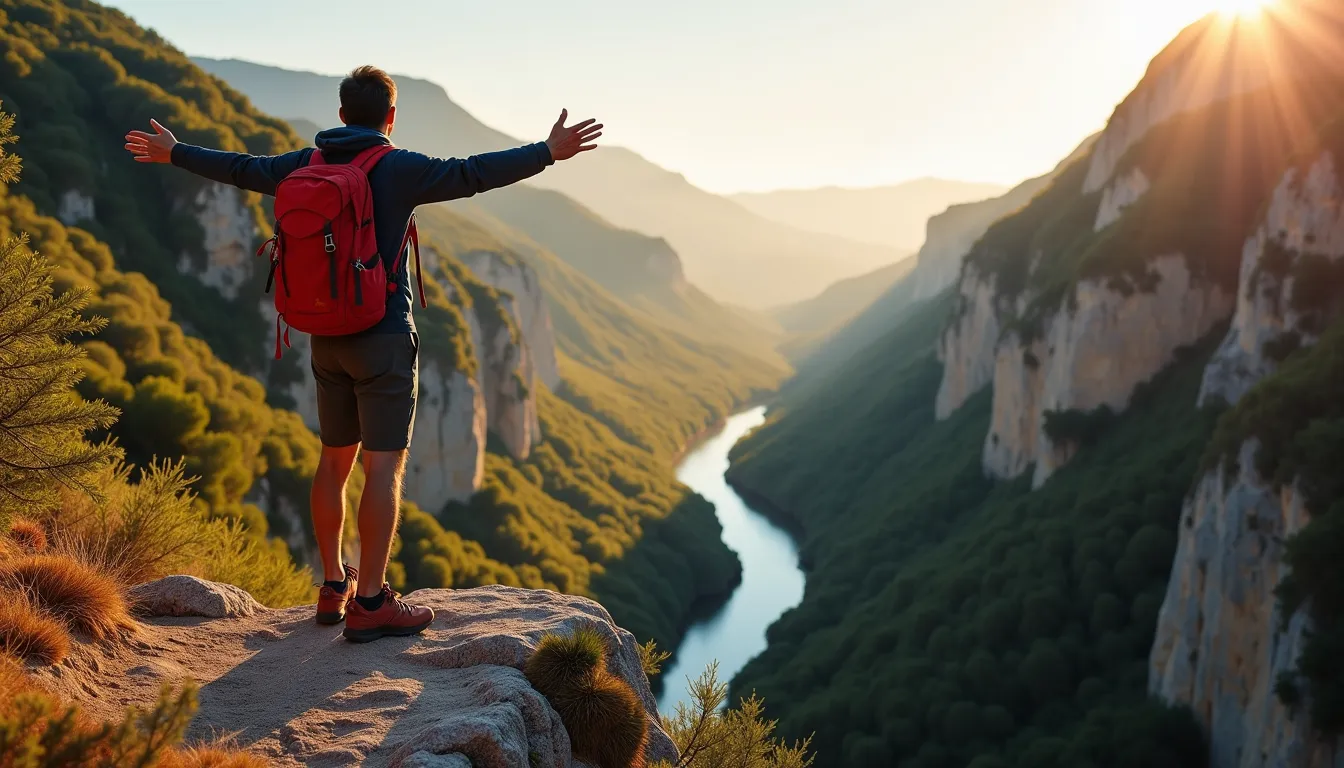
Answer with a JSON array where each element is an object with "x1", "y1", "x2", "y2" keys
[{"x1": 36, "y1": 583, "x2": 677, "y2": 768}]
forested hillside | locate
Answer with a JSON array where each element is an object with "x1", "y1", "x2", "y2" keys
[
  {"x1": 0, "y1": 0, "x2": 779, "y2": 654},
  {"x1": 726, "y1": 4, "x2": 1344, "y2": 766}
]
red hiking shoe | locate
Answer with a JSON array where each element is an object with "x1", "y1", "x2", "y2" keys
[
  {"x1": 342, "y1": 584, "x2": 435, "y2": 643},
  {"x1": 315, "y1": 565, "x2": 358, "y2": 625}
]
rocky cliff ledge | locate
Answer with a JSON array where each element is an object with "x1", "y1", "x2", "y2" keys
[
  {"x1": 1150, "y1": 150, "x2": 1344, "y2": 768},
  {"x1": 1200, "y1": 151, "x2": 1344, "y2": 406},
  {"x1": 983, "y1": 255, "x2": 1231, "y2": 487},
  {"x1": 36, "y1": 577, "x2": 677, "y2": 768}
]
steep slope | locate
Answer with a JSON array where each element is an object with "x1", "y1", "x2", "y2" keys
[
  {"x1": 194, "y1": 57, "x2": 907, "y2": 308},
  {"x1": 731, "y1": 178, "x2": 1008, "y2": 251},
  {"x1": 909, "y1": 135, "x2": 1100, "y2": 302},
  {"x1": 1, "y1": 0, "x2": 765, "y2": 655},
  {"x1": 723, "y1": 4, "x2": 1344, "y2": 766}
]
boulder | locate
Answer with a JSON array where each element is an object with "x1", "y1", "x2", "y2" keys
[{"x1": 129, "y1": 575, "x2": 264, "y2": 619}]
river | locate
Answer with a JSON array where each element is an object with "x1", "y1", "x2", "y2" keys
[{"x1": 657, "y1": 406, "x2": 806, "y2": 714}]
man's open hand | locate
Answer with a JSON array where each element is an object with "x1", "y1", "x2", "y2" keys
[
  {"x1": 124, "y1": 119, "x2": 178, "y2": 163},
  {"x1": 545, "y1": 110, "x2": 602, "y2": 162}
]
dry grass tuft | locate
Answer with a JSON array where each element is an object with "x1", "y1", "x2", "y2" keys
[
  {"x1": 0, "y1": 591, "x2": 71, "y2": 664},
  {"x1": 160, "y1": 744, "x2": 271, "y2": 768},
  {"x1": 5, "y1": 518, "x2": 48, "y2": 553},
  {"x1": 0, "y1": 554, "x2": 133, "y2": 641}
]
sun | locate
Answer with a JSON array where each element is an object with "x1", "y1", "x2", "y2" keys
[{"x1": 1214, "y1": 0, "x2": 1275, "y2": 18}]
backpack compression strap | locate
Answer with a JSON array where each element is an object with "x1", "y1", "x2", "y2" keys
[{"x1": 391, "y1": 214, "x2": 427, "y2": 309}]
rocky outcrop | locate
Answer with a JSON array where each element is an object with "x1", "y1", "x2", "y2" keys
[
  {"x1": 1200, "y1": 151, "x2": 1344, "y2": 406},
  {"x1": 57, "y1": 189, "x2": 95, "y2": 225},
  {"x1": 408, "y1": 359, "x2": 487, "y2": 507},
  {"x1": 459, "y1": 250, "x2": 561, "y2": 390},
  {"x1": 935, "y1": 268, "x2": 1010, "y2": 419},
  {"x1": 983, "y1": 256, "x2": 1232, "y2": 487},
  {"x1": 1150, "y1": 443, "x2": 1344, "y2": 768},
  {"x1": 1094, "y1": 167, "x2": 1150, "y2": 231},
  {"x1": 464, "y1": 301, "x2": 541, "y2": 461},
  {"x1": 178, "y1": 185, "x2": 258, "y2": 301},
  {"x1": 38, "y1": 581, "x2": 679, "y2": 768}
]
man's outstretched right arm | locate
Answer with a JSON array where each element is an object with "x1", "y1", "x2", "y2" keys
[{"x1": 125, "y1": 119, "x2": 309, "y2": 196}]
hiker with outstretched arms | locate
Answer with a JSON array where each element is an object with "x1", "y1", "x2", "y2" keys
[{"x1": 124, "y1": 65, "x2": 601, "y2": 642}]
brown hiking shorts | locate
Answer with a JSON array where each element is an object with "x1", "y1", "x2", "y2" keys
[{"x1": 310, "y1": 332, "x2": 418, "y2": 451}]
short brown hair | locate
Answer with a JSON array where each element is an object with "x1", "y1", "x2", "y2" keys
[{"x1": 339, "y1": 65, "x2": 397, "y2": 129}]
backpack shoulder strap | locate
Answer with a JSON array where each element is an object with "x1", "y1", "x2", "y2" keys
[
  {"x1": 391, "y1": 214, "x2": 427, "y2": 309},
  {"x1": 352, "y1": 145, "x2": 395, "y2": 174},
  {"x1": 306, "y1": 149, "x2": 325, "y2": 166}
]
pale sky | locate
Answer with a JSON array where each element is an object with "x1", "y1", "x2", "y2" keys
[{"x1": 108, "y1": 0, "x2": 1234, "y2": 193}]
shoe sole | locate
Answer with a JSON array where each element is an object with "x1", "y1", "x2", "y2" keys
[
  {"x1": 342, "y1": 616, "x2": 434, "y2": 643},
  {"x1": 315, "y1": 611, "x2": 345, "y2": 625}
]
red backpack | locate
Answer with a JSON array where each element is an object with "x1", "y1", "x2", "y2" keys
[{"x1": 256, "y1": 145, "x2": 426, "y2": 359}]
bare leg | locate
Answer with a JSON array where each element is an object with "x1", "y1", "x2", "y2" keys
[
  {"x1": 355, "y1": 448, "x2": 407, "y2": 598},
  {"x1": 311, "y1": 443, "x2": 359, "y2": 582}
]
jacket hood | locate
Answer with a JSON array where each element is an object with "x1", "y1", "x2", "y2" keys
[{"x1": 313, "y1": 125, "x2": 392, "y2": 159}]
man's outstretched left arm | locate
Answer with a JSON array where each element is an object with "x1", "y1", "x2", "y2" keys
[
  {"x1": 408, "y1": 109, "x2": 602, "y2": 206},
  {"x1": 125, "y1": 119, "x2": 309, "y2": 196}
]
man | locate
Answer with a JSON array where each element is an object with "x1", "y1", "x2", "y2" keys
[{"x1": 124, "y1": 65, "x2": 601, "y2": 642}]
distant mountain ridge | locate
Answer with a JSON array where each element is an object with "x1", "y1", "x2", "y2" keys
[
  {"x1": 730, "y1": 178, "x2": 1009, "y2": 251},
  {"x1": 193, "y1": 56, "x2": 906, "y2": 308}
]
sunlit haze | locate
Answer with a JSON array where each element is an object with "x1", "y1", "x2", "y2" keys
[{"x1": 109, "y1": 0, "x2": 1248, "y2": 193}]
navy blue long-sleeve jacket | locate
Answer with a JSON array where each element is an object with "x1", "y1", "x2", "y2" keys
[{"x1": 171, "y1": 125, "x2": 553, "y2": 333}]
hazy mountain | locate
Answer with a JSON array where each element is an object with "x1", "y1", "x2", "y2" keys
[
  {"x1": 731, "y1": 178, "x2": 1009, "y2": 251},
  {"x1": 195, "y1": 57, "x2": 906, "y2": 309},
  {"x1": 768, "y1": 256, "x2": 916, "y2": 343}
]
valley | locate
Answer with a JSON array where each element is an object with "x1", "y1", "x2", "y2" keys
[{"x1": 3, "y1": 0, "x2": 1344, "y2": 766}]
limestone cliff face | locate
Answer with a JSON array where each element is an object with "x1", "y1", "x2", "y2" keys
[
  {"x1": 1150, "y1": 443, "x2": 1344, "y2": 768},
  {"x1": 464, "y1": 296, "x2": 542, "y2": 461},
  {"x1": 1150, "y1": 150, "x2": 1344, "y2": 768},
  {"x1": 935, "y1": 268, "x2": 1012, "y2": 419},
  {"x1": 1200, "y1": 151, "x2": 1344, "y2": 406},
  {"x1": 177, "y1": 186, "x2": 257, "y2": 301},
  {"x1": 57, "y1": 189, "x2": 95, "y2": 225},
  {"x1": 983, "y1": 256, "x2": 1232, "y2": 488},
  {"x1": 407, "y1": 360, "x2": 487, "y2": 508},
  {"x1": 912, "y1": 207, "x2": 1001, "y2": 303},
  {"x1": 458, "y1": 250, "x2": 561, "y2": 390}
]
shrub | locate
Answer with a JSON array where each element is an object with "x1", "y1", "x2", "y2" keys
[
  {"x1": 0, "y1": 554, "x2": 132, "y2": 640},
  {"x1": 0, "y1": 591, "x2": 71, "y2": 664},
  {"x1": 525, "y1": 625, "x2": 608, "y2": 694},
  {"x1": 4, "y1": 518, "x2": 47, "y2": 553},
  {"x1": 160, "y1": 744, "x2": 270, "y2": 768},
  {"x1": 657, "y1": 663, "x2": 814, "y2": 768},
  {"x1": 0, "y1": 682, "x2": 197, "y2": 768},
  {"x1": 526, "y1": 626, "x2": 649, "y2": 768}
]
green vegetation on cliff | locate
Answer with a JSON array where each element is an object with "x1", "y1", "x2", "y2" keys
[{"x1": 726, "y1": 294, "x2": 1218, "y2": 767}]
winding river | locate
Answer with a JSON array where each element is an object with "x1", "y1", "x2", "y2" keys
[{"x1": 657, "y1": 406, "x2": 806, "y2": 714}]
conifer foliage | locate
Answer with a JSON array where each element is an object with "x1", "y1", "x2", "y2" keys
[{"x1": 0, "y1": 107, "x2": 118, "y2": 520}]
